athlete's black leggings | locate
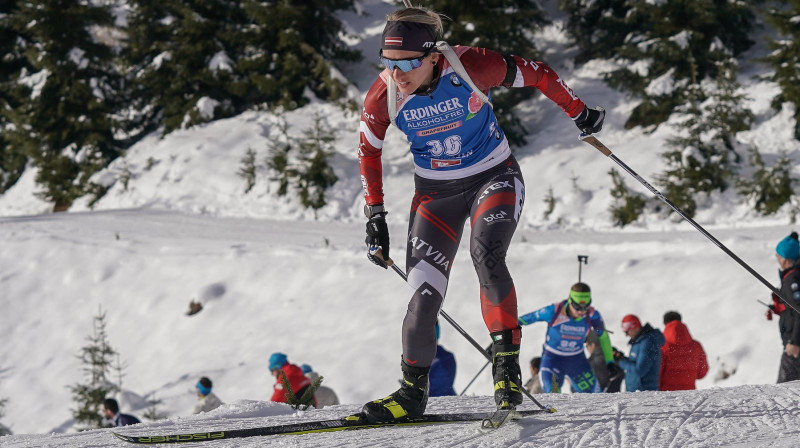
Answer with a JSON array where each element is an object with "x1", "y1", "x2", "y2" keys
[{"x1": 401, "y1": 156, "x2": 525, "y2": 367}]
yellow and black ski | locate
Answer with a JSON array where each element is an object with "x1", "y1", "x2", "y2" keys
[{"x1": 113, "y1": 408, "x2": 552, "y2": 444}]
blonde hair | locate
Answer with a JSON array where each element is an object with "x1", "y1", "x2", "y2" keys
[{"x1": 387, "y1": 7, "x2": 446, "y2": 39}]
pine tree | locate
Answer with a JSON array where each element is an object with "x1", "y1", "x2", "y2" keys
[
  {"x1": 122, "y1": 0, "x2": 358, "y2": 136},
  {"x1": 68, "y1": 306, "x2": 120, "y2": 430},
  {"x1": 423, "y1": 0, "x2": 549, "y2": 146},
  {"x1": 737, "y1": 148, "x2": 796, "y2": 216},
  {"x1": 599, "y1": 0, "x2": 758, "y2": 129},
  {"x1": 266, "y1": 116, "x2": 294, "y2": 197},
  {"x1": 656, "y1": 59, "x2": 752, "y2": 218},
  {"x1": 122, "y1": 0, "x2": 238, "y2": 135},
  {"x1": 5, "y1": 0, "x2": 125, "y2": 211},
  {"x1": 762, "y1": 0, "x2": 800, "y2": 140},
  {"x1": 608, "y1": 168, "x2": 646, "y2": 227},
  {"x1": 559, "y1": 0, "x2": 631, "y2": 64},
  {"x1": 295, "y1": 113, "x2": 338, "y2": 210},
  {"x1": 0, "y1": 392, "x2": 10, "y2": 436},
  {"x1": 141, "y1": 392, "x2": 167, "y2": 421},
  {"x1": 0, "y1": 0, "x2": 32, "y2": 194},
  {"x1": 238, "y1": 147, "x2": 258, "y2": 194}
]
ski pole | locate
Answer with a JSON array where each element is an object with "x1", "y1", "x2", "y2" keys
[
  {"x1": 577, "y1": 255, "x2": 588, "y2": 282},
  {"x1": 379, "y1": 255, "x2": 551, "y2": 411},
  {"x1": 459, "y1": 345, "x2": 492, "y2": 396},
  {"x1": 580, "y1": 134, "x2": 800, "y2": 314}
]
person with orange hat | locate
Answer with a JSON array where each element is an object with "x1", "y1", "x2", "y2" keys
[{"x1": 615, "y1": 314, "x2": 664, "y2": 391}]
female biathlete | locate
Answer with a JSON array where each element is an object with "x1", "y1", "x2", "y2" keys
[{"x1": 358, "y1": 6, "x2": 605, "y2": 423}]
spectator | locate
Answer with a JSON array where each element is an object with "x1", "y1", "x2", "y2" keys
[
  {"x1": 586, "y1": 330, "x2": 623, "y2": 392},
  {"x1": 615, "y1": 314, "x2": 664, "y2": 392},
  {"x1": 301, "y1": 365, "x2": 341, "y2": 408},
  {"x1": 659, "y1": 311, "x2": 708, "y2": 391},
  {"x1": 429, "y1": 321, "x2": 457, "y2": 397},
  {"x1": 524, "y1": 357, "x2": 543, "y2": 394},
  {"x1": 768, "y1": 232, "x2": 800, "y2": 383},
  {"x1": 102, "y1": 398, "x2": 140, "y2": 427},
  {"x1": 519, "y1": 282, "x2": 617, "y2": 394},
  {"x1": 192, "y1": 376, "x2": 224, "y2": 414},
  {"x1": 269, "y1": 352, "x2": 315, "y2": 407}
]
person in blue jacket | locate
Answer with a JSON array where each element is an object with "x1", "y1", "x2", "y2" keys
[
  {"x1": 429, "y1": 321, "x2": 457, "y2": 397},
  {"x1": 102, "y1": 398, "x2": 140, "y2": 427},
  {"x1": 518, "y1": 282, "x2": 618, "y2": 393},
  {"x1": 615, "y1": 314, "x2": 665, "y2": 391}
]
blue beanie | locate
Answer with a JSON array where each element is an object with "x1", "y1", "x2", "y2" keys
[
  {"x1": 300, "y1": 364, "x2": 313, "y2": 374},
  {"x1": 196, "y1": 380, "x2": 212, "y2": 396},
  {"x1": 776, "y1": 232, "x2": 800, "y2": 260},
  {"x1": 269, "y1": 352, "x2": 288, "y2": 371}
]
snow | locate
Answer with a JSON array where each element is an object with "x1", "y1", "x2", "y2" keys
[{"x1": 2, "y1": 1, "x2": 800, "y2": 446}]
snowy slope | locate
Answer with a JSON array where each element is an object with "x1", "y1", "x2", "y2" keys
[
  {"x1": 4, "y1": 379, "x2": 800, "y2": 447},
  {"x1": 2, "y1": 0, "x2": 800, "y2": 446}
]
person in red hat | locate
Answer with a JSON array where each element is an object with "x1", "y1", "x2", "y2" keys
[{"x1": 614, "y1": 314, "x2": 664, "y2": 391}]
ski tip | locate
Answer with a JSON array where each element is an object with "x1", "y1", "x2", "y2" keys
[{"x1": 112, "y1": 432, "x2": 136, "y2": 443}]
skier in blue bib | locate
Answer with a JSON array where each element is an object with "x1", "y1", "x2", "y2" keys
[
  {"x1": 518, "y1": 283, "x2": 618, "y2": 393},
  {"x1": 358, "y1": 5, "x2": 604, "y2": 422}
]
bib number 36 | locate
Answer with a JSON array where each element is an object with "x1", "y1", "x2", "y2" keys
[{"x1": 426, "y1": 135, "x2": 462, "y2": 156}]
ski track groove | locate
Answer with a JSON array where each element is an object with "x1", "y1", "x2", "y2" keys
[
  {"x1": 665, "y1": 394, "x2": 709, "y2": 448},
  {"x1": 611, "y1": 402, "x2": 623, "y2": 447},
  {"x1": 760, "y1": 384, "x2": 800, "y2": 427}
]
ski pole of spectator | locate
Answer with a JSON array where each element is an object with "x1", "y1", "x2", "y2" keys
[
  {"x1": 577, "y1": 255, "x2": 588, "y2": 282},
  {"x1": 580, "y1": 134, "x2": 800, "y2": 314},
  {"x1": 459, "y1": 344, "x2": 492, "y2": 396}
]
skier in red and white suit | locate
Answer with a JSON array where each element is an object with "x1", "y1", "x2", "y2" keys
[{"x1": 358, "y1": 6, "x2": 605, "y2": 423}]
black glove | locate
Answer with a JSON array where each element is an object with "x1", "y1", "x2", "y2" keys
[
  {"x1": 607, "y1": 362, "x2": 620, "y2": 378},
  {"x1": 574, "y1": 106, "x2": 605, "y2": 134},
  {"x1": 365, "y1": 214, "x2": 390, "y2": 268},
  {"x1": 612, "y1": 348, "x2": 624, "y2": 360}
]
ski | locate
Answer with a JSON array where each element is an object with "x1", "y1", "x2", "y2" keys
[
  {"x1": 113, "y1": 409, "x2": 551, "y2": 444},
  {"x1": 481, "y1": 408, "x2": 521, "y2": 429}
]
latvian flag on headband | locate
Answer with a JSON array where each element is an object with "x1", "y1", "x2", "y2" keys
[{"x1": 384, "y1": 37, "x2": 403, "y2": 46}]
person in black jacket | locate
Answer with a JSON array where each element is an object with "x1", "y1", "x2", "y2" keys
[
  {"x1": 102, "y1": 398, "x2": 140, "y2": 427},
  {"x1": 771, "y1": 232, "x2": 800, "y2": 383}
]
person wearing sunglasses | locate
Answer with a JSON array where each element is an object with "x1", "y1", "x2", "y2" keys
[
  {"x1": 357, "y1": 5, "x2": 605, "y2": 423},
  {"x1": 517, "y1": 283, "x2": 616, "y2": 394},
  {"x1": 615, "y1": 314, "x2": 665, "y2": 392}
]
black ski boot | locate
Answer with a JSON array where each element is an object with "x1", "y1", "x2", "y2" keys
[
  {"x1": 491, "y1": 327, "x2": 523, "y2": 410},
  {"x1": 362, "y1": 360, "x2": 429, "y2": 423}
]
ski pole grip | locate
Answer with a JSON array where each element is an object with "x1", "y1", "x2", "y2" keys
[
  {"x1": 580, "y1": 134, "x2": 612, "y2": 156},
  {"x1": 373, "y1": 249, "x2": 394, "y2": 267}
]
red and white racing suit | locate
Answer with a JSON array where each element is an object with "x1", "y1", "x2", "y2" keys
[{"x1": 358, "y1": 46, "x2": 587, "y2": 367}]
